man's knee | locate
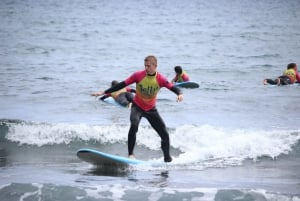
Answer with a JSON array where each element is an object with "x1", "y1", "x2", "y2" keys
[{"x1": 129, "y1": 124, "x2": 138, "y2": 136}]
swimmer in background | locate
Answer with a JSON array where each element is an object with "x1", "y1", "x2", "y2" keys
[
  {"x1": 171, "y1": 66, "x2": 190, "y2": 83},
  {"x1": 263, "y1": 63, "x2": 300, "y2": 85}
]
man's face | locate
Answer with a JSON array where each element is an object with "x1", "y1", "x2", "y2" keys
[{"x1": 145, "y1": 60, "x2": 157, "y2": 75}]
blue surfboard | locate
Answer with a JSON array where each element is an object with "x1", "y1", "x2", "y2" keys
[
  {"x1": 77, "y1": 148, "x2": 146, "y2": 166},
  {"x1": 175, "y1": 81, "x2": 199, "y2": 88}
]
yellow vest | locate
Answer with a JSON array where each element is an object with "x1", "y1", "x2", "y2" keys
[
  {"x1": 284, "y1": 69, "x2": 296, "y2": 82},
  {"x1": 177, "y1": 71, "x2": 188, "y2": 82},
  {"x1": 111, "y1": 88, "x2": 127, "y2": 99}
]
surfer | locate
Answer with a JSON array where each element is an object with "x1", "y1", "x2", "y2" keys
[
  {"x1": 91, "y1": 80, "x2": 135, "y2": 107},
  {"x1": 171, "y1": 66, "x2": 190, "y2": 83},
  {"x1": 95, "y1": 55, "x2": 184, "y2": 162},
  {"x1": 263, "y1": 63, "x2": 300, "y2": 85}
]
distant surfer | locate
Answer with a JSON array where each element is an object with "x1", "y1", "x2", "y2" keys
[
  {"x1": 263, "y1": 63, "x2": 300, "y2": 85},
  {"x1": 92, "y1": 80, "x2": 135, "y2": 107},
  {"x1": 94, "y1": 55, "x2": 184, "y2": 162},
  {"x1": 171, "y1": 66, "x2": 190, "y2": 83}
]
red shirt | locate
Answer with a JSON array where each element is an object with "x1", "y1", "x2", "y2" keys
[
  {"x1": 296, "y1": 70, "x2": 300, "y2": 82},
  {"x1": 125, "y1": 70, "x2": 174, "y2": 111},
  {"x1": 284, "y1": 68, "x2": 300, "y2": 84}
]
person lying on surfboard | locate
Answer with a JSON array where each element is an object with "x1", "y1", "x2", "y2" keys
[
  {"x1": 94, "y1": 55, "x2": 184, "y2": 162},
  {"x1": 263, "y1": 63, "x2": 300, "y2": 85},
  {"x1": 171, "y1": 66, "x2": 190, "y2": 83},
  {"x1": 91, "y1": 80, "x2": 135, "y2": 108}
]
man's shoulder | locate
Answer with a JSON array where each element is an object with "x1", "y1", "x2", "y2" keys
[
  {"x1": 132, "y1": 70, "x2": 146, "y2": 77},
  {"x1": 156, "y1": 72, "x2": 173, "y2": 87},
  {"x1": 125, "y1": 70, "x2": 146, "y2": 84},
  {"x1": 156, "y1": 71, "x2": 168, "y2": 80}
]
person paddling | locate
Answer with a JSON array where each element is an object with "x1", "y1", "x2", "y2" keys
[
  {"x1": 92, "y1": 80, "x2": 135, "y2": 107},
  {"x1": 263, "y1": 63, "x2": 300, "y2": 85},
  {"x1": 171, "y1": 66, "x2": 190, "y2": 83}
]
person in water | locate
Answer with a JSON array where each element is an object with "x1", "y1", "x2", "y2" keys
[
  {"x1": 263, "y1": 63, "x2": 300, "y2": 85},
  {"x1": 95, "y1": 55, "x2": 184, "y2": 162},
  {"x1": 92, "y1": 80, "x2": 135, "y2": 107},
  {"x1": 171, "y1": 66, "x2": 190, "y2": 83}
]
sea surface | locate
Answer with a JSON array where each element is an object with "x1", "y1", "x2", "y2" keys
[{"x1": 1, "y1": 0, "x2": 300, "y2": 200}]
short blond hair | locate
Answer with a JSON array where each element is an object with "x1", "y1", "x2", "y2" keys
[{"x1": 144, "y1": 55, "x2": 157, "y2": 65}]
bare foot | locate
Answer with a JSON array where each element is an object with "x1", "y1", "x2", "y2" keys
[{"x1": 263, "y1": 79, "x2": 268, "y2": 85}]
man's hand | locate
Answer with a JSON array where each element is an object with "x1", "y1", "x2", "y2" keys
[
  {"x1": 177, "y1": 94, "x2": 183, "y2": 102},
  {"x1": 91, "y1": 91, "x2": 104, "y2": 97}
]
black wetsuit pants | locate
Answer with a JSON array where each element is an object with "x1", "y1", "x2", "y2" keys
[
  {"x1": 265, "y1": 75, "x2": 292, "y2": 85},
  {"x1": 128, "y1": 104, "x2": 171, "y2": 161},
  {"x1": 115, "y1": 92, "x2": 134, "y2": 107}
]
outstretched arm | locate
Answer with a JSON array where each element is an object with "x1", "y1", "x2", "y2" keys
[
  {"x1": 105, "y1": 81, "x2": 127, "y2": 93},
  {"x1": 90, "y1": 81, "x2": 127, "y2": 97},
  {"x1": 91, "y1": 91, "x2": 104, "y2": 97}
]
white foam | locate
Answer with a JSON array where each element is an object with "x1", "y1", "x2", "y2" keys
[
  {"x1": 84, "y1": 184, "x2": 126, "y2": 201},
  {"x1": 5, "y1": 122, "x2": 300, "y2": 168},
  {"x1": 171, "y1": 125, "x2": 300, "y2": 166},
  {"x1": 6, "y1": 122, "x2": 130, "y2": 146},
  {"x1": 20, "y1": 183, "x2": 43, "y2": 201},
  {"x1": 81, "y1": 184, "x2": 300, "y2": 201},
  {"x1": 82, "y1": 184, "x2": 218, "y2": 201},
  {"x1": 5, "y1": 122, "x2": 161, "y2": 149}
]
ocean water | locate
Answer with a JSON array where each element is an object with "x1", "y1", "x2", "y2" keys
[{"x1": 1, "y1": 0, "x2": 300, "y2": 200}]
